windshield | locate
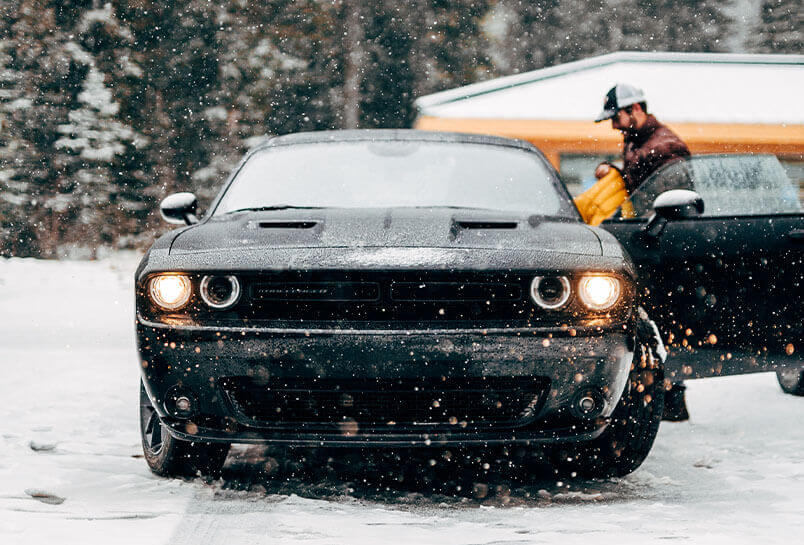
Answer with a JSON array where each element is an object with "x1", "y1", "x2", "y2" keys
[{"x1": 213, "y1": 141, "x2": 573, "y2": 216}]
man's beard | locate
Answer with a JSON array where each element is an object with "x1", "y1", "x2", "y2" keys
[{"x1": 620, "y1": 124, "x2": 640, "y2": 137}]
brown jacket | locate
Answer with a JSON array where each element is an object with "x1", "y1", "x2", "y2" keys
[{"x1": 622, "y1": 115, "x2": 690, "y2": 193}]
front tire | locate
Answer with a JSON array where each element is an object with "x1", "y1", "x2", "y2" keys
[
  {"x1": 776, "y1": 366, "x2": 804, "y2": 396},
  {"x1": 139, "y1": 381, "x2": 230, "y2": 478},
  {"x1": 546, "y1": 341, "x2": 665, "y2": 479}
]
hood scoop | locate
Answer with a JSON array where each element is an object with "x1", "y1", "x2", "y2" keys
[
  {"x1": 257, "y1": 220, "x2": 318, "y2": 229},
  {"x1": 453, "y1": 220, "x2": 518, "y2": 230},
  {"x1": 449, "y1": 219, "x2": 519, "y2": 241}
]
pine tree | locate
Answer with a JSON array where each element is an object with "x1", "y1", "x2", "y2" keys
[
  {"x1": 209, "y1": 1, "x2": 493, "y2": 133},
  {"x1": 403, "y1": 0, "x2": 494, "y2": 111},
  {"x1": 486, "y1": 0, "x2": 734, "y2": 75},
  {"x1": 73, "y1": 2, "x2": 152, "y2": 247},
  {"x1": 750, "y1": 0, "x2": 803, "y2": 53},
  {"x1": 0, "y1": 12, "x2": 33, "y2": 255},
  {"x1": 485, "y1": 0, "x2": 620, "y2": 72},
  {"x1": 617, "y1": 0, "x2": 733, "y2": 53},
  {"x1": 213, "y1": 1, "x2": 326, "y2": 139},
  {"x1": 115, "y1": 0, "x2": 224, "y2": 208},
  {"x1": 0, "y1": 1, "x2": 89, "y2": 257},
  {"x1": 54, "y1": 62, "x2": 145, "y2": 249},
  {"x1": 0, "y1": 1, "x2": 151, "y2": 256},
  {"x1": 311, "y1": 0, "x2": 493, "y2": 128}
]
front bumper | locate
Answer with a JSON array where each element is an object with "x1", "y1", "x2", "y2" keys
[{"x1": 137, "y1": 318, "x2": 634, "y2": 446}]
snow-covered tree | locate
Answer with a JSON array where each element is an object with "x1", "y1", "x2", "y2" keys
[
  {"x1": 117, "y1": 0, "x2": 234, "y2": 211},
  {"x1": 0, "y1": 27, "x2": 33, "y2": 255},
  {"x1": 492, "y1": 0, "x2": 614, "y2": 70},
  {"x1": 70, "y1": 3, "x2": 151, "y2": 248},
  {"x1": 0, "y1": 1, "x2": 152, "y2": 256},
  {"x1": 750, "y1": 0, "x2": 803, "y2": 53},
  {"x1": 0, "y1": 1, "x2": 85, "y2": 256},
  {"x1": 399, "y1": 0, "x2": 494, "y2": 117},
  {"x1": 54, "y1": 60, "x2": 146, "y2": 247},
  {"x1": 485, "y1": 0, "x2": 733, "y2": 75},
  {"x1": 618, "y1": 0, "x2": 733, "y2": 53}
]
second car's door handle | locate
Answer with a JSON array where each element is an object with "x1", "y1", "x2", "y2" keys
[{"x1": 789, "y1": 229, "x2": 804, "y2": 242}]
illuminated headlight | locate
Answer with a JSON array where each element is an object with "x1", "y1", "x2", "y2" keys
[
  {"x1": 530, "y1": 276, "x2": 571, "y2": 309},
  {"x1": 578, "y1": 275, "x2": 621, "y2": 311},
  {"x1": 200, "y1": 275, "x2": 241, "y2": 310},
  {"x1": 149, "y1": 274, "x2": 192, "y2": 310}
]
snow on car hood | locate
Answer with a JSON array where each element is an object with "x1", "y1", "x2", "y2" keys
[{"x1": 169, "y1": 208, "x2": 605, "y2": 258}]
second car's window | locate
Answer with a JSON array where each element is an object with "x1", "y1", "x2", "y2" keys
[
  {"x1": 627, "y1": 154, "x2": 803, "y2": 218},
  {"x1": 213, "y1": 142, "x2": 573, "y2": 216}
]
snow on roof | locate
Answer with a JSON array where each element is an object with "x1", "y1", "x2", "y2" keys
[{"x1": 415, "y1": 52, "x2": 804, "y2": 125}]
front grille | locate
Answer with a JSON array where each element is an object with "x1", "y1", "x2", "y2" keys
[
  {"x1": 389, "y1": 282, "x2": 521, "y2": 302},
  {"x1": 254, "y1": 282, "x2": 380, "y2": 301},
  {"x1": 221, "y1": 376, "x2": 549, "y2": 431},
  {"x1": 241, "y1": 271, "x2": 536, "y2": 327}
]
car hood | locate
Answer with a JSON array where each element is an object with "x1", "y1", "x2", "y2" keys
[{"x1": 169, "y1": 208, "x2": 604, "y2": 257}]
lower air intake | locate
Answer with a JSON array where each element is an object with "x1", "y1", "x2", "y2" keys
[{"x1": 222, "y1": 376, "x2": 549, "y2": 431}]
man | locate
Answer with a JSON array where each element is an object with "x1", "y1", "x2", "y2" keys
[
  {"x1": 594, "y1": 83, "x2": 690, "y2": 193},
  {"x1": 595, "y1": 83, "x2": 691, "y2": 422}
]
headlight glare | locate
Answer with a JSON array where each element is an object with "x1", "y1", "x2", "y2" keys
[
  {"x1": 149, "y1": 274, "x2": 192, "y2": 310},
  {"x1": 578, "y1": 275, "x2": 621, "y2": 311}
]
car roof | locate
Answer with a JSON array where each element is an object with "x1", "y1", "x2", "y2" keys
[{"x1": 254, "y1": 129, "x2": 538, "y2": 152}]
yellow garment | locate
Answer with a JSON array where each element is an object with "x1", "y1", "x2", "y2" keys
[{"x1": 573, "y1": 168, "x2": 634, "y2": 226}]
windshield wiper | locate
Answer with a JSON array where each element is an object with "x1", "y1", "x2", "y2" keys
[
  {"x1": 403, "y1": 205, "x2": 498, "y2": 211},
  {"x1": 225, "y1": 205, "x2": 325, "y2": 214}
]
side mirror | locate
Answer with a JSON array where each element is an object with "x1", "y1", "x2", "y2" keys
[
  {"x1": 160, "y1": 192, "x2": 199, "y2": 225},
  {"x1": 653, "y1": 189, "x2": 704, "y2": 220}
]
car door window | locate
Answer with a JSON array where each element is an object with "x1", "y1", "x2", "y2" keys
[
  {"x1": 626, "y1": 160, "x2": 694, "y2": 217},
  {"x1": 626, "y1": 154, "x2": 802, "y2": 218}
]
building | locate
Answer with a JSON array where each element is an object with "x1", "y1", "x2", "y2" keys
[{"x1": 414, "y1": 51, "x2": 804, "y2": 193}]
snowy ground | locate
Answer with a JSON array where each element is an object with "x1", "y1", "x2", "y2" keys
[{"x1": 0, "y1": 255, "x2": 801, "y2": 544}]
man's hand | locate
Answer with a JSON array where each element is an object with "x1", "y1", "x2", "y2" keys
[{"x1": 595, "y1": 163, "x2": 611, "y2": 179}]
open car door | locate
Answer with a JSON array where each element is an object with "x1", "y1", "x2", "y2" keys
[{"x1": 601, "y1": 154, "x2": 804, "y2": 390}]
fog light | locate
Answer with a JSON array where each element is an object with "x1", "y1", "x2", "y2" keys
[
  {"x1": 578, "y1": 275, "x2": 621, "y2": 311},
  {"x1": 571, "y1": 387, "x2": 605, "y2": 419},
  {"x1": 149, "y1": 274, "x2": 192, "y2": 310},
  {"x1": 165, "y1": 387, "x2": 197, "y2": 419},
  {"x1": 579, "y1": 396, "x2": 596, "y2": 412},
  {"x1": 175, "y1": 396, "x2": 192, "y2": 412}
]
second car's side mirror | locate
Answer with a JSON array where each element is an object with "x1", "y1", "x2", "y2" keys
[
  {"x1": 653, "y1": 189, "x2": 704, "y2": 220},
  {"x1": 642, "y1": 190, "x2": 704, "y2": 240},
  {"x1": 160, "y1": 192, "x2": 199, "y2": 225}
]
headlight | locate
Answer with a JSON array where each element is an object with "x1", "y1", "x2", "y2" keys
[
  {"x1": 530, "y1": 276, "x2": 571, "y2": 309},
  {"x1": 578, "y1": 275, "x2": 621, "y2": 311},
  {"x1": 200, "y1": 275, "x2": 241, "y2": 310},
  {"x1": 149, "y1": 274, "x2": 192, "y2": 310}
]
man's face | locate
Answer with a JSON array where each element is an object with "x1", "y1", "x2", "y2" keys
[{"x1": 611, "y1": 107, "x2": 636, "y2": 132}]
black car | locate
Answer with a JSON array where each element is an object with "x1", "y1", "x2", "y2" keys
[
  {"x1": 136, "y1": 130, "x2": 667, "y2": 480},
  {"x1": 601, "y1": 154, "x2": 804, "y2": 392}
]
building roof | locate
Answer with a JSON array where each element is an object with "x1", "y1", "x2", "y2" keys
[{"x1": 415, "y1": 52, "x2": 804, "y2": 125}]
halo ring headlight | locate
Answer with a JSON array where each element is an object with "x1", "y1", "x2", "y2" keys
[
  {"x1": 149, "y1": 274, "x2": 192, "y2": 311},
  {"x1": 200, "y1": 275, "x2": 241, "y2": 310},
  {"x1": 530, "y1": 276, "x2": 571, "y2": 310},
  {"x1": 578, "y1": 275, "x2": 621, "y2": 311}
]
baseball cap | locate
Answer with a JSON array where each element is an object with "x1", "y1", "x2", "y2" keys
[{"x1": 595, "y1": 83, "x2": 646, "y2": 122}]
